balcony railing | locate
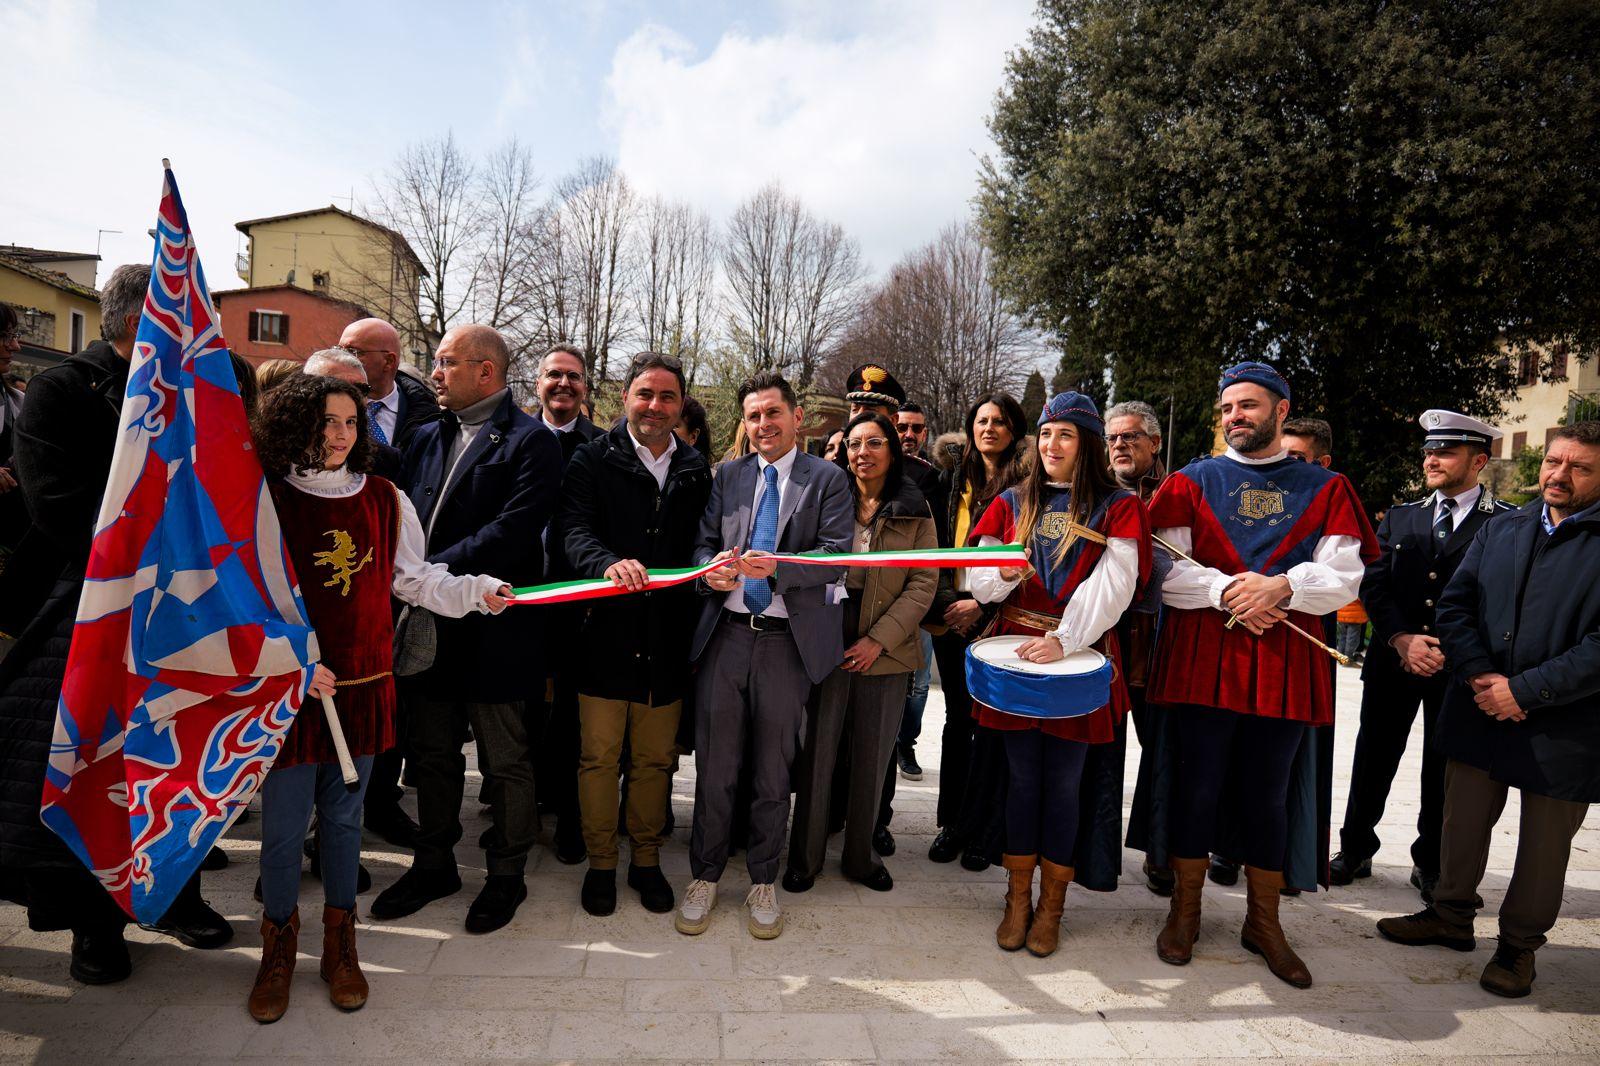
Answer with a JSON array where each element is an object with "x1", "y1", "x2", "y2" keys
[{"x1": 1570, "y1": 389, "x2": 1600, "y2": 425}]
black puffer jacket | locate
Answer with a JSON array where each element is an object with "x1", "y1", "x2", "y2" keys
[{"x1": 0, "y1": 341, "x2": 128, "y2": 872}]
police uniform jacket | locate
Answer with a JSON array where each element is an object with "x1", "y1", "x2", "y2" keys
[{"x1": 1359, "y1": 487, "x2": 1514, "y2": 683}]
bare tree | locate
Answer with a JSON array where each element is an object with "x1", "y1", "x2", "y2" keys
[
  {"x1": 830, "y1": 222, "x2": 1038, "y2": 433},
  {"x1": 723, "y1": 183, "x2": 865, "y2": 396},
  {"x1": 552, "y1": 157, "x2": 637, "y2": 384},
  {"x1": 634, "y1": 196, "x2": 719, "y2": 381}
]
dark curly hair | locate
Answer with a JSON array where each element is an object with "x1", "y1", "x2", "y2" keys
[{"x1": 252, "y1": 374, "x2": 374, "y2": 479}]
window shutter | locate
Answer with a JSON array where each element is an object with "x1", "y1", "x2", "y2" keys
[
  {"x1": 280, "y1": 314, "x2": 289, "y2": 345},
  {"x1": 249, "y1": 310, "x2": 259, "y2": 341}
]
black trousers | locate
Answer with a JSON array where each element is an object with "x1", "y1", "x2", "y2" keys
[
  {"x1": 1171, "y1": 704, "x2": 1306, "y2": 870},
  {"x1": 1002, "y1": 730, "x2": 1088, "y2": 866},
  {"x1": 1339, "y1": 663, "x2": 1446, "y2": 873},
  {"x1": 932, "y1": 630, "x2": 976, "y2": 829}
]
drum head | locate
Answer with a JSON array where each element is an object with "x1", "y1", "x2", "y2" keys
[{"x1": 968, "y1": 635, "x2": 1107, "y2": 677}]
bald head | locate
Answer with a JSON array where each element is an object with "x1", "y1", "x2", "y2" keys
[
  {"x1": 337, "y1": 317, "x2": 401, "y2": 399},
  {"x1": 431, "y1": 323, "x2": 511, "y2": 411}
]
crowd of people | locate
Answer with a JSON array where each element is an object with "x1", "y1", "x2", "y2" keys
[{"x1": 0, "y1": 264, "x2": 1597, "y2": 1022}]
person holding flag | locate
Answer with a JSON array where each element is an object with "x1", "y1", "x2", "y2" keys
[
  {"x1": 245, "y1": 374, "x2": 511, "y2": 1023},
  {"x1": 963, "y1": 392, "x2": 1152, "y2": 957}
]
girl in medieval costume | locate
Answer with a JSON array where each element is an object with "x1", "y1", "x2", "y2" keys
[
  {"x1": 246, "y1": 374, "x2": 510, "y2": 1023},
  {"x1": 965, "y1": 392, "x2": 1151, "y2": 956}
]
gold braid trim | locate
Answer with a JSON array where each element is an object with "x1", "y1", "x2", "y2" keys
[
  {"x1": 334, "y1": 670, "x2": 393, "y2": 688},
  {"x1": 1001, "y1": 606, "x2": 1064, "y2": 632}
]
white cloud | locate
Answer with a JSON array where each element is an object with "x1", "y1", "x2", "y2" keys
[{"x1": 603, "y1": 0, "x2": 1035, "y2": 274}]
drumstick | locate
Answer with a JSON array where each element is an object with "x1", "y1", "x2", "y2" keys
[
  {"x1": 1150, "y1": 534, "x2": 1352, "y2": 666},
  {"x1": 320, "y1": 692, "x2": 362, "y2": 791}
]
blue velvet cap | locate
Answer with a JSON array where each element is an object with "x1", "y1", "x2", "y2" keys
[
  {"x1": 1038, "y1": 391, "x2": 1104, "y2": 438},
  {"x1": 1218, "y1": 361, "x2": 1291, "y2": 402}
]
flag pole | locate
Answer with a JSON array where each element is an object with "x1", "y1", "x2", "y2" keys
[{"x1": 320, "y1": 693, "x2": 361, "y2": 790}]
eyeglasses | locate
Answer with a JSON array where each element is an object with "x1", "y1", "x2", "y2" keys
[
  {"x1": 432, "y1": 356, "x2": 488, "y2": 371},
  {"x1": 0, "y1": 330, "x2": 22, "y2": 344},
  {"x1": 1106, "y1": 431, "x2": 1149, "y2": 445},
  {"x1": 899, "y1": 423, "x2": 928, "y2": 435},
  {"x1": 846, "y1": 436, "x2": 891, "y2": 452},
  {"x1": 336, "y1": 345, "x2": 393, "y2": 359},
  {"x1": 542, "y1": 369, "x2": 586, "y2": 384}
]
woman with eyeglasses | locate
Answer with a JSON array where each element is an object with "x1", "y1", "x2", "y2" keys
[
  {"x1": 928, "y1": 392, "x2": 1029, "y2": 871},
  {"x1": 783, "y1": 413, "x2": 938, "y2": 892},
  {"x1": 965, "y1": 392, "x2": 1151, "y2": 956}
]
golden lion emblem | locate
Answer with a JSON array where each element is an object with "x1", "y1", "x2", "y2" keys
[{"x1": 313, "y1": 529, "x2": 374, "y2": 597}]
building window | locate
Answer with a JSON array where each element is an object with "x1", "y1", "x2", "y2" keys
[
  {"x1": 1516, "y1": 350, "x2": 1539, "y2": 387},
  {"x1": 249, "y1": 310, "x2": 289, "y2": 345},
  {"x1": 312, "y1": 270, "x2": 329, "y2": 292},
  {"x1": 1551, "y1": 342, "x2": 1569, "y2": 382},
  {"x1": 1512, "y1": 431, "x2": 1527, "y2": 453},
  {"x1": 1490, "y1": 435, "x2": 1503, "y2": 459},
  {"x1": 69, "y1": 309, "x2": 85, "y2": 354}
]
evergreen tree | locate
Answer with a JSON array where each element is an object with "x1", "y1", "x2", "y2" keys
[{"x1": 1020, "y1": 370, "x2": 1048, "y2": 422}]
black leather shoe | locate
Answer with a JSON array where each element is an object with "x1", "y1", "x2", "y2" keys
[
  {"x1": 1143, "y1": 858, "x2": 1175, "y2": 897},
  {"x1": 370, "y1": 867, "x2": 462, "y2": 920},
  {"x1": 872, "y1": 825, "x2": 896, "y2": 857},
  {"x1": 896, "y1": 744, "x2": 922, "y2": 780},
  {"x1": 781, "y1": 868, "x2": 815, "y2": 893},
  {"x1": 960, "y1": 847, "x2": 992, "y2": 872},
  {"x1": 465, "y1": 874, "x2": 527, "y2": 934},
  {"x1": 857, "y1": 867, "x2": 894, "y2": 892},
  {"x1": 1375, "y1": 906, "x2": 1476, "y2": 951},
  {"x1": 201, "y1": 845, "x2": 229, "y2": 871},
  {"x1": 928, "y1": 829, "x2": 963, "y2": 864},
  {"x1": 1208, "y1": 855, "x2": 1239, "y2": 886},
  {"x1": 581, "y1": 868, "x2": 617, "y2": 916},
  {"x1": 1410, "y1": 866, "x2": 1438, "y2": 905},
  {"x1": 146, "y1": 896, "x2": 233, "y2": 949},
  {"x1": 627, "y1": 864, "x2": 675, "y2": 913},
  {"x1": 364, "y1": 804, "x2": 420, "y2": 849},
  {"x1": 69, "y1": 927, "x2": 132, "y2": 985},
  {"x1": 554, "y1": 821, "x2": 587, "y2": 865},
  {"x1": 1328, "y1": 851, "x2": 1372, "y2": 885}
]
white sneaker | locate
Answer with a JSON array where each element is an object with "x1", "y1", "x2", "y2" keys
[
  {"x1": 674, "y1": 879, "x2": 717, "y2": 935},
  {"x1": 745, "y1": 882, "x2": 784, "y2": 940}
]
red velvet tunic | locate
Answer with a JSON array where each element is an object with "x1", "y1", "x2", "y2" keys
[
  {"x1": 968, "y1": 488, "x2": 1151, "y2": 743},
  {"x1": 269, "y1": 475, "x2": 400, "y2": 768}
]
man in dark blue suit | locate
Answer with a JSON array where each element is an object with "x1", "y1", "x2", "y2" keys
[
  {"x1": 1332, "y1": 410, "x2": 1514, "y2": 903},
  {"x1": 674, "y1": 371, "x2": 852, "y2": 941},
  {"x1": 370, "y1": 324, "x2": 561, "y2": 935}
]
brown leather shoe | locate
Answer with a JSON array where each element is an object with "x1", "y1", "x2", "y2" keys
[
  {"x1": 1375, "y1": 906, "x2": 1476, "y2": 951},
  {"x1": 1156, "y1": 856, "x2": 1208, "y2": 965},
  {"x1": 248, "y1": 910, "x2": 299, "y2": 1024},
  {"x1": 1025, "y1": 859, "x2": 1072, "y2": 958},
  {"x1": 996, "y1": 854, "x2": 1036, "y2": 952},
  {"x1": 1479, "y1": 942, "x2": 1536, "y2": 998},
  {"x1": 1241, "y1": 866, "x2": 1312, "y2": 988},
  {"x1": 320, "y1": 905, "x2": 369, "y2": 1011}
]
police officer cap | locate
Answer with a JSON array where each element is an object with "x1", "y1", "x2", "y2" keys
[
  {"x1": 1419, "y1": 409, "x2": 1502, "y2": 450},
  {"x1": 845, "y1": 363, "x2": 905, "y2": 410},
  {"x1": 1218, "y1": 361, "x2": 1291, "y2": 402}
]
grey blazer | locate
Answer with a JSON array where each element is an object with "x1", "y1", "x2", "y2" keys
[{"x1": 691, "y1": 449, "x2": 854, "y2": 683}]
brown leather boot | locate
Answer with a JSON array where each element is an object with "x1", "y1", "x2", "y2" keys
[
  {"x1": 320, "y1": 905, "x2": 369, "y2": 1011},
  {"x1": 1241, "y1": 866, "x2": 1312, "y2": 988},
  {"x1": 996, "y1": 854, "x2": 1036, "y2": 951},
  {"x1": 1025, "y1": 859, "x2": 1072, "y2": 957},
  {"x1": 248, "y1": 910, "x2": 299, "y2": 1024},
  {"x1": 1156, "y1": 856, "x2": 1209, "y2": 965}
]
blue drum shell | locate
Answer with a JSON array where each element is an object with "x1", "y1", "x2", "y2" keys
[{"x1": 965, "y1": 645, "x2": 1112, "y2": 719}]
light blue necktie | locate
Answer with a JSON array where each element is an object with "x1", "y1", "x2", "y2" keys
[
  {"x1": 743, "y1": 463, "x2": 780, "y2": 615},
  {"x1": 367, "y1": 400, "x2": 389, "y2": 446}
]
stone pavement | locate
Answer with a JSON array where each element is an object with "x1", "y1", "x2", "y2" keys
[{"x1": 3, "y1": 670, "x2": 1599, "y2": 1063}]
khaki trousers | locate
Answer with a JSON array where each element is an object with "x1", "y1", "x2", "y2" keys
[
  {"x1": 577, "y1": 695, "x2": 682, "y2": 869},
  {"x1": 1434, "y1": 759, "x2": 1590, "y2": 951}
]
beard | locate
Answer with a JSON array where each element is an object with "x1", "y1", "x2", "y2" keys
[{"x1": 1227, "y1": 411, "x2": 1280, "y2": 454}]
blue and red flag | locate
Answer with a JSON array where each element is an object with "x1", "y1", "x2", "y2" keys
[{"x1": 40, "y1": 165, "x2": 320, "y2": 923}]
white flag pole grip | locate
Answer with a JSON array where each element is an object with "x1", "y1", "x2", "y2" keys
[{"x1": 320, "y1": 693, "x2": 361, "y2": 789}]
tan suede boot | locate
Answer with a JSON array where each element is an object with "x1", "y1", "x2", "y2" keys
[
  {"x1": 996, "y1": 854, "x2": 1036, "y2": 951},
  {"x1": 1025, "y1": 859, "x2": 1072, "y2": 958},
  {"x1": 1241, "y1": 866, "x2": 1312, "y2": 988},
  {"x1": 248, "y1": 909, "x2": 299, "y2": 1024},
  {"x1": 1156, "y1": 856, "x2": 1209, "y2": 964},
  {"x1": 320, "y1": 905, "x2": 369, "y2": 1010}
]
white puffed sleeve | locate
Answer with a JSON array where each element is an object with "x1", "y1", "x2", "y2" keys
[
  {"x1": 1282, "y1": 534, "x2": 1365, "y2": 615},
  {"x1": 1155, "y1": 526, "x2": 1235, "y2": 609},
  {"x1": 968, "y1": 535, "x2": 1023, "y2": 604},
  {"x1": 1052, "y1": 538, "x2": 1139, "y2": 653},
  {"x1": 390, "y1": 488, "x2": 506, "y2": 617}
]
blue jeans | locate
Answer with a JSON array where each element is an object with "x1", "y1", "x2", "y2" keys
[
  {"x1": 897, "y1": 630, "x2": 934, "y2": 750},
  {"x1": 259, "y1": 755, "x2": 374, "y2": 924}
]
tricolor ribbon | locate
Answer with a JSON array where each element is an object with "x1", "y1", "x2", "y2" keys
[{"x1": 508, "y1": 543, "x2": 1029, "y2": 607}]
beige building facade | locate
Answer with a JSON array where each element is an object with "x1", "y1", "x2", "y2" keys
[
  {"x1": 0, "y1": 250, "x2": 101, "y2": 374},
  {"x1": 1485, "y1": 344, "x2": 1600, "y2": 494}
]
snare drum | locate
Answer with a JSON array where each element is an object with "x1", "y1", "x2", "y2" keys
[{"x1": 965, "y1": 635, "x2": 1112, "y2": 719}]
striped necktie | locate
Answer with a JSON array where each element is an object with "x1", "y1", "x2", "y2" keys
[{"x1": 1432, "y1": 495, "x2": 1456, "y2": 545}]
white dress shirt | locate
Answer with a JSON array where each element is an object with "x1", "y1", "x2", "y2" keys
[
  {"x1": 543, "y1": 414, "x2": 579, "y2": 435},
  {"x1": 723, "y1": 446, "x2": 799, "y2": 618},
  {"x1": 1433, "y1": 483, "x2": 1481, "y2": 531},
  {"x1": 967, "y1": 483, "x2": 1141, "y2": 652},
  {"x1": 283, "y1": 467, "x2": 505, "y2": 617},
  {"x1": 1157, "y1": 446, "x2": 1365, "y2": 615},
  {"x1": 368, "y1": 384, "x2": 400, "y2": 444},
  {"x1": 629, "y1": 426, "x2": 676, "y2": 490}
]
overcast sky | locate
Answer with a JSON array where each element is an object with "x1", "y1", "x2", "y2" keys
[{"x1": 2, "y1": 0, "x2": 1036, "y2": 295}]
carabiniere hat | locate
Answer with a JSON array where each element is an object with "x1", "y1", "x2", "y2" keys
[
  {"x1": 1419, "y1": 409, "x2": 1502, "y2": 451},
  {"x1": 845, "y1": 363, "x2": 906, "y2": 410}
]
